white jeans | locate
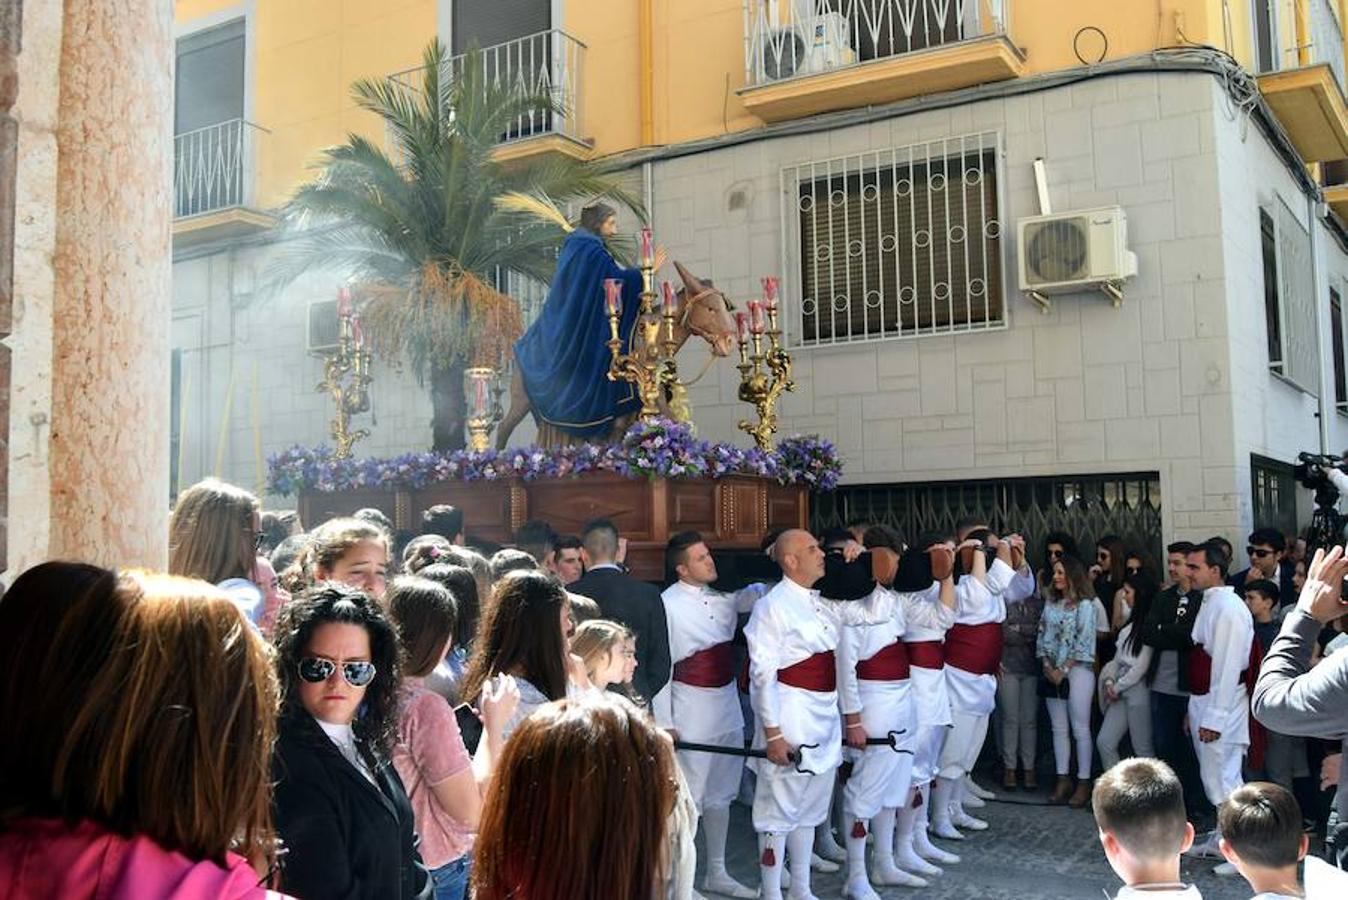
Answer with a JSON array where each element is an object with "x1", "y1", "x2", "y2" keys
[
  {"x1": 1096, "y1": 683, "x2": 1154, "y2": 771},
  {"x1": 1045, "y1": 666, "x2": 1095, "y2": 779}
]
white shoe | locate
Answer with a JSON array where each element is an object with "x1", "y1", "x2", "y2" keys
[
  {"x1": 930, "y1": 819, "x2": 965, "y2": 841},
  {"x1": 813, "y1": 833, "x2": 846, "y2": 863},
  {"x1": 809, "y1": 852, "x2": 839, "y2": 874},
  {"x1": 965, "y1": 775, "x2": 996, "y2": 801},
  {"x1": 703, "y1": 873, "x2": 756, "y2": 898},
  {"x1": 1213, "y1": 861, "x2": 1239, "y2": 877},
  {"x1": 893, "y1": 841, "x2": 942, "y2": 876},
  {"x1": 962, "y1": 791, "x2": 986, "y2": 809},
  {"x1": 870, "y1": 860, "x2": 929, "y2": 888},
  {"x1": 841, "y1": 876, "x2": 883, "y2": 900},
  {"x1": 913, "y1": 828, "x2": 961, "y2": 863},
  {"x1": 950, "y1": 808, "x2": 989, "y2": 831}
]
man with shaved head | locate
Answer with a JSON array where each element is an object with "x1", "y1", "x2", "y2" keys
[{"x1": 744, "y1": 529, "x2": 897, "y2": 900}]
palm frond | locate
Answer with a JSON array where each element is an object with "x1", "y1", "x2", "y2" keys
[{"x1": 493, "y1": 192, "x2": 574, "y2": 232}]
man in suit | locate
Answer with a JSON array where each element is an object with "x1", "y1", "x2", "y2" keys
[
  {"x1": 1228, "y1": 527, "x2": 1296, "y2": 608},
  {"x1": 570, "y1": 518, "x2": 672, "y2": 702}
]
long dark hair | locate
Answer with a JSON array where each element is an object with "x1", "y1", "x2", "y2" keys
[
  {"x1": 1122, "y1": 571, "x2": 1160, "y2": 657},
  {"x1": 417, "y1": 562, "x2": 479, "y2": 652},
  {"x1": 579, "y1": 202, "x2": 616, "y2": 234},
  {"x1": 273, "y1": 582, "x2": 403, "y2": 756},
  {"x1": 462, "y1": 570, "x2": 568, "y2": 704}
]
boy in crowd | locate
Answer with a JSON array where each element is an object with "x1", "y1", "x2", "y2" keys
[
  {"x1": 1217, "y1": 782, "x2": 1309, "y2": 900},
  {"x1": 1093, "y1": 759, "x2": 1201, "y2": 899},
  {"x1": 1244, "y1": 580, "x2": 1282, "y2": 657}
]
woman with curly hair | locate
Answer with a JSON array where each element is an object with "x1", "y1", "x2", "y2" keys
[{"x1": 271, "y1": 582, "x2": 432, "y2": 900}]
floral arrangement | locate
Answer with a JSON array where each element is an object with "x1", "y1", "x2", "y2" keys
[{"x1": 266, "y1": 421, "x2": 842, "y2": 496}]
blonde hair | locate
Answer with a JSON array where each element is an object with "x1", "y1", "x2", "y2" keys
[
  {"x1": 169, "y1": 478, "x2": 259, "y2": 584},
  {"x1": 570, "y1": 619, "x2": 633, "y2": 685}
]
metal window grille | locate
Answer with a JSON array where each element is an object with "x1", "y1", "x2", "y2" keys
[
  {"x1": 783, "y1": 132, "x2": 1005, "y2": 347},
  {"x1": 1267, "y1": 198, "x2": 1319, "y2": 394},
  {"x1": 1251, "y1": 453, "x2": 1297, "y2": 537},
  {"x1": 743, "y1": 0, "x2": 1010, "y2": 88},
  {"x1": 812, "y1": 471, "x2": 1163, "y2": 569}
]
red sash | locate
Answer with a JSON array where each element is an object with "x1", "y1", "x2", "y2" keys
[
  {"x1": 673, "y1": 641, "x2": 735, "y2": 688},
  {"x1": 944, "y1": 622, "x2": 1004, "y2": 676},
  {"x1": 778, "y1": 651, "x2": 837, "y2": 692},
  {"x1": 857, "y1": 639, "x2": 911, "y2": 681},
  {"x1": 1187, "y1": 637, "x2": 1266, "y2": 768},
  {"x1": 905, "y1": 640, "x2": 945, "y2": 670}
]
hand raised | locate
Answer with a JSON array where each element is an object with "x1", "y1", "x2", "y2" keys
[
  {"x1": 1299, "y1": 545, "x2": 1348, "y2": 623},
  {"x1": 479, "y1": 673, "x2": 521, "y2": 731}
]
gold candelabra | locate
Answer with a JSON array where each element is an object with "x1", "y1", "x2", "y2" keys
[
  {"x1": 605, "y1": 228, "x2": 685, "y2": 422},
  {"x1": 736, "y1": 276, "x2": 794, "y2": 450},
  {"x1": 465, "y1": 365, "x2": 504, "y2": 452},
  {"x1": 318, "y1": 289, "x2": 374, "y2": 459}
]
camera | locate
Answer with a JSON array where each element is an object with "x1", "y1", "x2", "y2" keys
[{"x1": 1295, "y1": 451, "x2": 1344, "y2": 506}]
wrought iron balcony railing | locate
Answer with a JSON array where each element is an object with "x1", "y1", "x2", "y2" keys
[
  {"x1": 388, "y1": 29, "x2": 587, "y2": 148},
  {"x1": 173, "y1": 118, "x2": 268, "y2": 219},
  {"x1": 743, "y1": 0, "x2": 1011, "y2": 89}
]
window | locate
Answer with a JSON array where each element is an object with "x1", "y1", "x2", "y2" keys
[
  {"x1": 175, "y1": 19, "x2": 244, "y2": 135},
  {"x1": 1252, "y1": 0, "x2": 1278, "y2": 73},
  {"x1": 786, "y1": 132, "x2": 1004, "y2": 346},
  {"x1": 1260, "y1": 199, "x2": 1318, "y2": 393},
  {"x1": 452, "y1": 0, "x2": 549, "y2": 52},
  {"x1": 1334, "y1": 286, "x2": 1348, "y2": 413},
  {"x1": 1251, "y1": 454, "x2": 1297, "y2": 538}
]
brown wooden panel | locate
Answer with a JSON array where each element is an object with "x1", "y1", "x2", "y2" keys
[
  {"x1": 717, "y1": 478, "x2": 765, "y2": 546},
  {"x1": 410, "y1": 482, "x2": 514, "y2": 543},
  {"x1": 668, "y1": 479, "x2": 717, "y2": 535},
  {"x1": 525, "y1": 473, "x2": 656, "y2": 541},
  {"x1": 299, "y1": 489, "x2": 396, "y2": 532},
  {"x1": 767, "y1": 483, "x2": 808, "y2": 530}
]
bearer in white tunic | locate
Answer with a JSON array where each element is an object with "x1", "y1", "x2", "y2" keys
[
  {"x1": 934, "y1": 532, "x2": 1036, "y2": 837},
  {"x1": 838, "y1": 535, "x2": 957, "y2": 900},
  {"x1": 1183, "y1": 542, "x2": 1255, "y2": 862},
  {"x1": 745, "y1": 529, "x2": 898, "y2": 900},
  {"x1": 653, "y1": 531, "x2": 758, "y2": 899}
]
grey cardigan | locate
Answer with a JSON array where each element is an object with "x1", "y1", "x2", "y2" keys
[{"x1": 1251, "y1": 608, "x2": 1348, "y2": 820}]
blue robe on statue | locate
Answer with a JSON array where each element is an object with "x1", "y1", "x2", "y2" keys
[{"x1": 514, "y1": 228, "x2": 645, "y2": 438}]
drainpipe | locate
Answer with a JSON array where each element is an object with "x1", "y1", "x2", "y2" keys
[
  {"x1": 639, "y1": 0, "x2": 654, "y2": 145},
  {"x1": 1297, "y1": 0, "x2": 1311, "y2": 67},
  {"x1": 1311, "y1": 195, "x2": 1331, "y2": 454}
]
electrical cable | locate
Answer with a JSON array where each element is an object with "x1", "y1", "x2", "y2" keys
[{"x1": 1073, "y1": 26, "x2": 1109, "y2": 66}]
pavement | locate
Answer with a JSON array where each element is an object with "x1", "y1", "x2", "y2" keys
[{"x1": 709, "y1": 780, "x2": 1253, "y2": 899}]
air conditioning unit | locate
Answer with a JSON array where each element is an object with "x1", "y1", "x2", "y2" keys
[
  {"x1": 1017, "y1": 206, "x2": 1138, "y2": 311},
  {"x1": 757, "y1": 14, "x2": 855, "y2": 82},
  {"x1": 307, "y1": 298, "x2": 340, "y2": 355}
]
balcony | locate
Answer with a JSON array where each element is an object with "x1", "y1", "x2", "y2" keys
[
  {"x1": 739, "y1": 0, "x2": 1024, "y2": 123},
  {"x1": 1257, "y1": 0, "x2": 1348, "y2": 163},
  {"x1": 173, "y1": 118, "x2": 273, "y2": 246},
  {"x1": 388, "y1": 29, "x2": 590, "y2": 164}
]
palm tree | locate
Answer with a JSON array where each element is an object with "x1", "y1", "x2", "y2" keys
[{"x1": 271, "y1": 38, "x2": 643, "y2": 451}]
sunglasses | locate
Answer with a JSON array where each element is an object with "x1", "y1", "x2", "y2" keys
[
  {"x1": 298, "y1": 656, "x2": 377, "y2": 687},
  {"x1": 1247, "y1": 547, "x2": 1276, "y2": 558},
  {"x1": 1126, "y1": 565, "x2": 1142, "y2": 574},
  {"x1": 1048, "y1": 549, "x2": 1064, "y2": 559}
]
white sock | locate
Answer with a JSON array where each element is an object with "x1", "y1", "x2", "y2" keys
[
  {"x1": 844, "y1": 814, "x2": 868, "y2": 880},
  {"x1": 703, "y1": 806, "x2": 732, "y2": 878},
  {"x1": 870, "y1": 806, "x2": 898, "y2": 869},
  {"x1": 758, "y1": 832, "x2": 784, "y2": 900},
  {"x1": 787, "y1": 826, "x2": 814, "y2": 898}
]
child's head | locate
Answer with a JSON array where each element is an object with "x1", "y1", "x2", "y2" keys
[
  {"x1": 569, "y1": 619, "x2": 634, "y2": 690},
  {"x1": 1218, "y1": 782, "x2": 1308, "y2": 881},
  {"x1": 1244, "y1": 579, "x2": 1279, "y2": 622},
  {"x1": 1093, "y1": 759, "x2": 1194, "y2": 884}
]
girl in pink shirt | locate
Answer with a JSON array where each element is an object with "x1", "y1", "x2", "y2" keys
[{"x1": 387, "y1": 576, "x2": 519, "y2": 900}]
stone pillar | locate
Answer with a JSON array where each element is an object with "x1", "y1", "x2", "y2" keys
[
  {"x1": 0, "y1": 1, "x2": 20, "y2": 574},
  {"x1": 47, "y1": 0, "x2": 173, "y2": 568}
]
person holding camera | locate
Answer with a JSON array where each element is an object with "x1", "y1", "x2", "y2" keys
[{"x1": 1253, "y1": 543, "x2": 1348, "y2": 872}]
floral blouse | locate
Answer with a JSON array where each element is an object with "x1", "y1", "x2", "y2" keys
[{"x1": 1036, "y1": 597, "x2": 1097, "y2": 669}]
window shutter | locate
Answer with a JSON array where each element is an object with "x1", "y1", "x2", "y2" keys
[{"x1": 452, "y1": 0, "x2": 551, "y2": 52}]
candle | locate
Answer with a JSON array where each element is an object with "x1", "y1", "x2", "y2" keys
[
  {"x1": 735, "y1": 312, "x2": 749, "y2": 342},
  {"x1": 350, "y1": 314, "x2": 365, "y2": 349},
  {"x1": 337, "y1": 286, "x2": 352, "y2": 319},
  {"x1": 640, "y1": 227, "x2": 654, "y2": 266},
  {"x1": 661, "y1": 280, "x2": 676, "y2": 315},
  {"x1": 761, "y1": 276, "x2": 779, "y2": 311},
  {"x1": 748, "y1": 300, "x2": 765, "y2": 334},
  {"x1": 604, "y1": 278, "x2": 623, "y2": 315},
  {"x1": 473, "y1": 374, "x2": 487, "y2": 415}
]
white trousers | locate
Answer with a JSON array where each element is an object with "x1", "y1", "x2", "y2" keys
[
  {"x1": 1045, "y1": 666, "x2": 1095, "y2": 779},
  {"x1": 910, "y1": 722, "x2": 949, "y2": 787},
  {"x1": 676, "y1": 730, "x2": 744, "y2": 812},
  {"x1": 1096, "y1": 684, "x2": 1154, "y2": 771},
  {"x1": 844, "y1": 728, "x2": 917, "y2": 820},
  {"x1": 937, "y1": 709, "x2": 989, "y2": 780},
  {"x1": 753, "y1": 763, "x2": 835, "y2": 833},
  {"x1": 1191, "y1": 730, "x2": 1245, "y2": 808}
]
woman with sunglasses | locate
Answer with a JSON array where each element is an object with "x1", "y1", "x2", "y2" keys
[{"x1": 272, "y1": 582, "x2": 433, "y2": 900}]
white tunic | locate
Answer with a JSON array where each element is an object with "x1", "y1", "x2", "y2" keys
[
  {"x1": 1188, "y1": 585, "x2": 1255, "y2": 746},
  {"x1": 745, "y1": 575, "x2": 897, "y2": 775},
  {"x1": 652, "y1": 580, "x2": 755, "y2": 742},
  {"x1": 902, "y1": 582, "x2": 955, "y2": 728}
]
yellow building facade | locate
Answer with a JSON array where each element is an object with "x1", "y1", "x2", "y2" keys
[{"x1": 173, "y1": 0, "x2": 1348, "y2": 221}]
